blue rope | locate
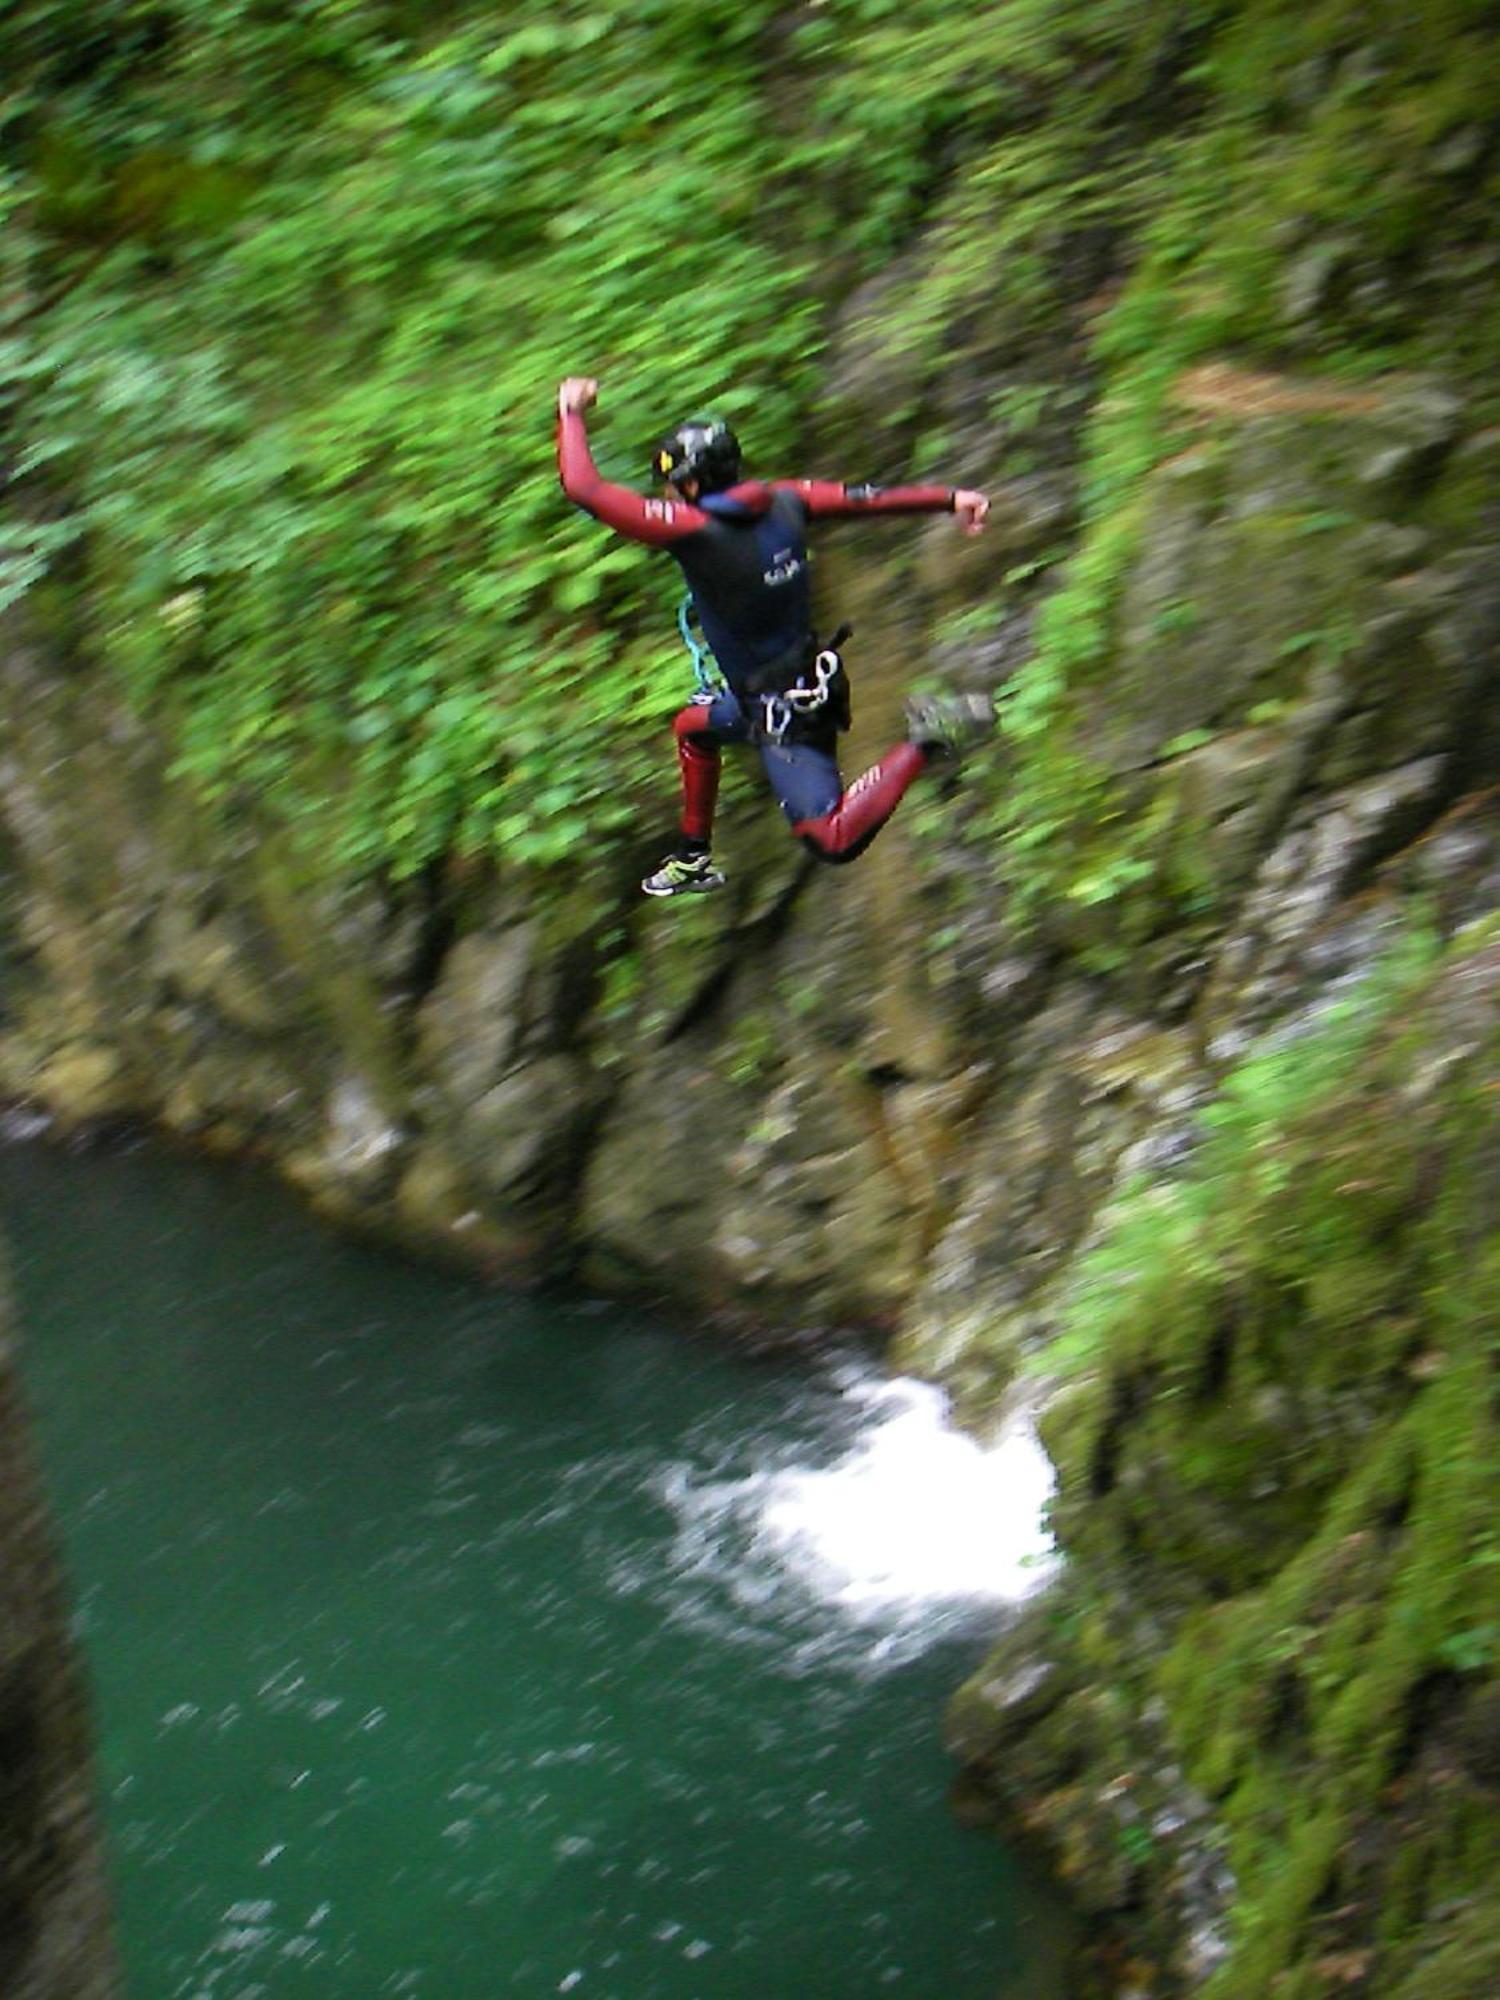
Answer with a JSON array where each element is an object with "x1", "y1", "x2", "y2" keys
[{"x1": 677, "y1": 595, "x2": 722, "y2": 697}]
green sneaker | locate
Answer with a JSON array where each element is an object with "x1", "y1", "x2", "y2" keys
[
  {"x1": 641, "y1": 850, "x2": 727, "y2": 898},
  {"x1": 905, "y1": 692, "x2": 995, "y2": 759}
]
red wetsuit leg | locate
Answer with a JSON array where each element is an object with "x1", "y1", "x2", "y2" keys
[
  {"x1": 673, "y1": 703, "x2": 722, "y2": 844},
  {"x1": 790, "y1": 742, "x2": 928, "y2": 865}
]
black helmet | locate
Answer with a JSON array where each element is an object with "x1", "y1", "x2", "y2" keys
[{"x1": 651, "y1": 418, "x2": 741, "y2": 495}]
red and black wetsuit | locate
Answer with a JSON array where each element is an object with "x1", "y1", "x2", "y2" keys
[{"x1": 558, "y1": 407, "x2": 959, "y2": 863}]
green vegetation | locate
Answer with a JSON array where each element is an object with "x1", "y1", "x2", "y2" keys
[
  {"x1": 6, "y1": 0, "x2": 1498, "y2": 903},
  {"x1": 4, "y1": 1, "x2": 829, "y2": 872},
  {"x1": 1042, "y1": 919, "x2": 1443, "y2": 1392},
  {"x1": 1032, "y1": 919, "x2": 1500, "y2": 1992}
]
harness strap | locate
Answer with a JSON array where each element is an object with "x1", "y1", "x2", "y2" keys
[{"x1": 677, "y1": 596, "x2": 723, "y2": 698}]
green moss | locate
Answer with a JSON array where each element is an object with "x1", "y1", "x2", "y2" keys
[
  {"x1": 1389, "y1": 1901, "x2": 1500, "y2": 2000},
  {"x1": 1419, "y1": 432, "x2": 1500, "y2": 541},
  {"x1": 1018, "y1": 924, "x2": 1500, "y2": 1992},
  {"x1": 249, "y1": 832, "x2": 410, "y2": 1109}
]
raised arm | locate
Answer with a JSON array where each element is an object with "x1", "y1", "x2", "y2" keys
[
  {"x1": 778, "y1": 478, "x2": 989, "y2": 536},
  {"x1": 557, "y1": 378, "x2": 703, "y2": 549}
]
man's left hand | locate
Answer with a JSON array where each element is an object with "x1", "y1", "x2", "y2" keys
[{"x1": 953, "y1": 490, "x2": 989, "y2": 536}]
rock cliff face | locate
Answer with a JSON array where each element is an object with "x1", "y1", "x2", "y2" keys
[
  {"x1": 3, "y1": 369, "x2": 1495, "y2": 1320},
  {"x1": 0, "y1": 1288, "x2": 119, "y2": 1998},
  {"x1": 3, "y1": 357, "x2": 1499, "y2": 1992}
]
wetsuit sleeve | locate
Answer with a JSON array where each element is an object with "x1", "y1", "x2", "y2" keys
[
  {"x1": 775, "y1": 478, "x2": 956, "y2": 519},
  {"x1": 557, "y1": 409, "x2": 704, "y2": 548}
]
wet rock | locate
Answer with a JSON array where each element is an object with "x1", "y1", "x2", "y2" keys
[
  {"x1": 1389, "y1": 795, "x2": 1500, "y2": 933},
  {"x1": 1282, "y1": 239, "x2": 1351, "y2": 328},
  {"x1": 150, "y1": 907, "x2": 296, "y2": 1037},
  {"x1": 1347, "y1": 521, "x2": 1433, "y2": 574},
  {"x1": 415, "y1": 927, "x2": 536, "y2": 1110},
  {"x1": 458, "y1": 1054, "x2": 598, "y2": 1210},
  {"x1": 320, "y1": 1073, "x2": 405, "y2": 1197},
  {"x1": 1355, "y1": 384, "x2": 1463, "y2": 501},
  {"x1": 947, "y1": 1655, "x2": 1072, "y2": 1762},
  {"x1": 1429, "y1": 124, "x2": 1489, "y2": 177},
  {"x1": 0, "y1": 1304, "x2": 121, "y2": 1997},
  {"x1": 156, "y1": 1052, "x2": 309, "y2": 1151},
  {"x1": 391, "y1": 1145, "x2": 540, "y2": 1274},
  {"x1": 977, "y1": 953, "x2": 1052, "y2": 1022},
  {"x1": 1198, "y1": 759, "x2": 1461, "y2": 1055},
  {"x1": 30, "y1": 1043, "x2": 133, "y2": 1129}
]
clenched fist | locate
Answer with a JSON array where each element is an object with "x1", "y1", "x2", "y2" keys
[{"x1": 558, "y1": 377, "x2": 599, "y2": 417}]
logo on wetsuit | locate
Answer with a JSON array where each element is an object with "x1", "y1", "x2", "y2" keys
[{"x1": 763, "y1": 547, "x2": 804, "y2": 587}]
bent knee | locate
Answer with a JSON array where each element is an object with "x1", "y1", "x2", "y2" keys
[
  {"x1": 673, "y1": 703, "x2": 718, "y2": 746},
  {"x1": 794, "y1": 824, "x2": 866, "y2": 867}
]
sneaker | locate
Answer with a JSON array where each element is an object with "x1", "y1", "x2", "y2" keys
[
  {"x1": 641, "y1": 850, "x2": 727, "y2": 898},
  {"x1": 905, "y1": 692, "x2": 995, "y2": 759}
]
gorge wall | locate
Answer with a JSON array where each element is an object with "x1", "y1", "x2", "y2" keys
[
  {"x1": 5, "y1": 354, "x2": 1500, "y2": 1998},
  {"x1": 0, "y1": 1284, "x2": 120, "y2": 1998},
  {"x1": 3, "y1": 3, "x2": 1500, "y2": 1992}
]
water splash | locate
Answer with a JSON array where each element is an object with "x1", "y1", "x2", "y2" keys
[
  {"x1": 757, "y1": 1373, "x2": 1058, "y2": 1612},
  {"x1": 651, "y1": 1368, "x2": 1058, "y2": 1675}
]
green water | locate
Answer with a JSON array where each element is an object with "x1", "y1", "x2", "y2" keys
[{"x1": 0, "y1": 1136, "x2": 1066, "y2": 1999}]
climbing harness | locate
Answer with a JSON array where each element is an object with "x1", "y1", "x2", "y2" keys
[
  {"x1": 759, "y1": 629, "x2": 851, "y2": 744},
  {"x1": 676, "y1": 595, "x2": 853, "y2": 742}
]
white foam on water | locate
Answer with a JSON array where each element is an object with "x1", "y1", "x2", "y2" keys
[
  {"x1": 755, "y1": 1374, "x2": 1058, "y2": 1614},
  {"x1": 648, "y1": 1369, "x2": 1059, "y2": 1675}
]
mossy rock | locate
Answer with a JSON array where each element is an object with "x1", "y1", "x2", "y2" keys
[
  {"x1": 1419, "y1": 428, "x2": 1500, "y2": 543},
  {"x1": 32, "y1": 1043, "x2": 136, "y2": 1128}
]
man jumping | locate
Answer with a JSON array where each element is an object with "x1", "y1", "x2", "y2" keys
[{"x1": 556, "y1": 376, "x2": 992, "y2": 897}]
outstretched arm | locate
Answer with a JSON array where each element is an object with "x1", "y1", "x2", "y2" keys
[
  {"x1": 557, "y1": 378, "x2": 703, "y2": 548},
  {"x1": 780, "y1": 479, "x2": 990, "y2": 536}
]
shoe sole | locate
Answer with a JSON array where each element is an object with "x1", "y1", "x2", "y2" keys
[
  {"x1": 641, "y1": 876, "x2": 726, "y2": 897},
  {"x1": 906, "y1": 697, "x2": 995, "y2": 753}
]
